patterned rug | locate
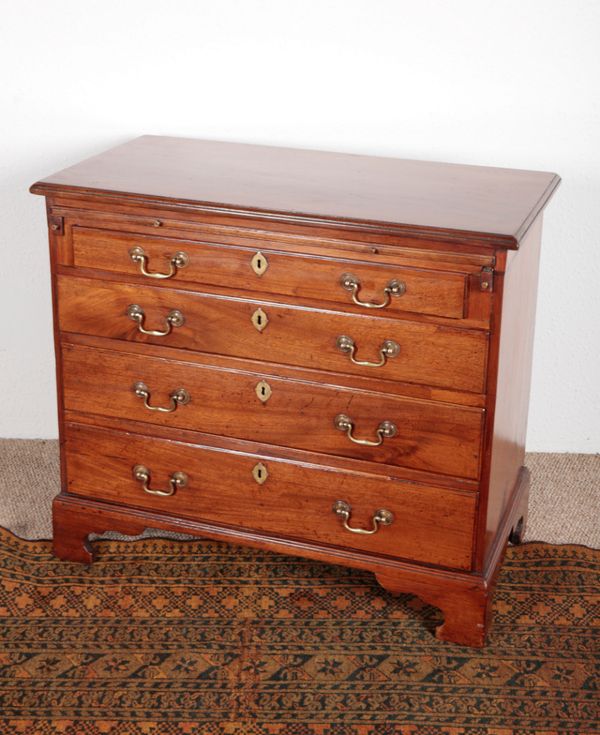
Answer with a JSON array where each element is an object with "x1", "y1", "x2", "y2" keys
[{"x1": 0, "y1": 527, "x2": 597, "y2": 734}]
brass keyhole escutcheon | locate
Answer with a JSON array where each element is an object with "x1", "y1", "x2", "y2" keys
[
  {"x1": 255, "y1": 380, "x2": 272, "y2": 403},
  {"x1": 251, "y1": 308, "x2": 269, "y2": 332},
  {"x1": 251, "y1": 251, "x2": 269, "y2": 276},
  {"x1": 252, "y1": 462, "x2": 268, "y2": 485}
]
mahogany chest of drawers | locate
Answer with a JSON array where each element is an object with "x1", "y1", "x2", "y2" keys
[{"x1": 31, "y1": 137, "x2": 559, "y2": 646}]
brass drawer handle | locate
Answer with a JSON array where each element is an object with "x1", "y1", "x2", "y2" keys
[
  {"x1": 340, "y1": 273, "x2": 406, "y2": 309},
  {"x1": 332, "y1": 500, "x2": 394, "y2": 535},
  {"x1": 132, "y1": 464, "x2": 188, "y2": 497},
  {"x1": 129, "y1": 246, "x2": 189, "y2": 279},
  {"x1": 133, "y1": 381, "x2": 191, "y2": 413},
  {"x1": 126, "y1": 304, "x2": 185, "y2": 336},
  {"x1": 334, "y1": 413, "x2": 397, "y2": 446},
  {"x1": 336, "y1": 335, "x2": 399, "y2": 367}
]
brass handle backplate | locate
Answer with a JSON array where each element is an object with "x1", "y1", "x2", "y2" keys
[
  {"x1": 133, "y1": 381, "x2": 191, "y2": 413},
  {"x1": 340, "y1": 273, "x2": 406, "y2": 309},
  {"x1": 332, "y1": 500, "x2": 394, "y2": 535},
  {"x1": 126, "y1": 304, "x2": 185, "y2": 336},
  {"x1": 132, "y1": 465, "x2": 188, "y2": 497},
  {"x1": 334, "y1": 413, "x2": 397, "y2": 447},
  {"x1": 336, "y1": 335, "x2": 399, "y2": 368},
  {"x1": 129, "y1": 246, "x2": 189, "y2": 279}
]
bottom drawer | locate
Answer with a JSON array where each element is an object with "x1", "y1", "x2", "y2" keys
[{"x1": 64, "y1": 423, "x2": 476, "y2": 571}]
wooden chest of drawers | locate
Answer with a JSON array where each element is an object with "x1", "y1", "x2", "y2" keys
[{"x1": 31, "y1": 137, "x2": 559, "y2": 646}]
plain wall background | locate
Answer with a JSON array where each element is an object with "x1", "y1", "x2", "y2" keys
[{"x1": 0, "y1": 0, "x2": 598, "y2": 451}]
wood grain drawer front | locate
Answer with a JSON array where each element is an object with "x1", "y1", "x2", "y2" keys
[
  {"x1": 62, "y1": 344, "x2": 484, "y2": 480},
  {"x1": 57, "y1": 276, "x2": 488, "y2": 393},
  {"x1": 64, "y1": 423, "x2": 476, "y2": 570},
  {"x1": 72, "y1": 227, "x2": 469, "y2": 320}
]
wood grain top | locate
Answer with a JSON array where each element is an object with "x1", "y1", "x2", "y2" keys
[{"x1": 31, "y1": 135, "x2": 560, "y2": 247}]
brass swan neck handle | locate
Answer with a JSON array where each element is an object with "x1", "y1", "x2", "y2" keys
[
  {"x1": 129, "y1": 246, "x2": 189, "y2": 280},
  {"x1": 340, "y1": 273, "x2": 406, "y2": 309},
  {"x1": 332, "y1": 500, "x2": 394, "y2": 535}
]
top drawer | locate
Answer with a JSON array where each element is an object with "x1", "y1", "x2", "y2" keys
[{"x1": 71, "y1": 227, "x2": 470, "y2": 321}]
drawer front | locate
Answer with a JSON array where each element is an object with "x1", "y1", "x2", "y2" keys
[
  {"x1": 64, "y1": 423, "x2": 476, "y2": 570},
  {"x1": 72, "y1": 227, "x2": 469, "y2": 320},
  {"x1": 62, "y1": 343, "x2": 484, "y2": 479},
  {"x1": 57, "y1": 276, "x2": 488, "y2": 393}
]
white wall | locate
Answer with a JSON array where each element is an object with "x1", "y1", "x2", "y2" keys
[{"x1": 0, "y1": 0, "x2": 598, "y2": 451}]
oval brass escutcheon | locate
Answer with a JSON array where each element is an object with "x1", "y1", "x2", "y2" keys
[
  {"x1": 251, "y1": 307, "x2": 269, "y2": 332},
  {"x1": 255, "y1": 380, "x2": 272, "y2": 403},
  {"x1": 251, "y1": 251, "x2": 269, "y2": 276},
  {"x1": 252, "y1": 462, "x2": 268, "y2": 485}
]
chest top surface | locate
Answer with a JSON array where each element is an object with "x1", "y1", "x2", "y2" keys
[{"x1": 31, "y1": 135, "x2": 559, "y2": 247}]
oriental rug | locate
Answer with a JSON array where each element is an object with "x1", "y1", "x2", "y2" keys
[{"x1": 0, "y1": 527, "x2": 597, "y2": 734}]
